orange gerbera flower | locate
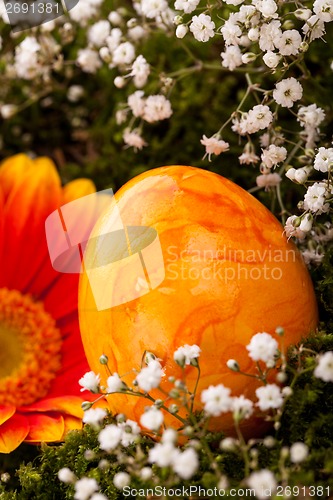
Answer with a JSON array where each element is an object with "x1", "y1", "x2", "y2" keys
[{"x1": 0, "y1": 154, "x2": 95, "y2": 453}]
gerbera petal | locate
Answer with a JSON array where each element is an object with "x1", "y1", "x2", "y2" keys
[
  {"x1": 0, "y1": 405, "x2": 16, "y2": 425},
  {"x1": 24, "y1": 413, "x2": 65, "y2": 443},
  {"x1": 0, "y1": 156, "x2": 62, "y2": 292},
  {"x1": 63, "y1": 415, "x2": 83, "y2": 434},
  {"x1": 20, "y1": 396, "x2": 84, "y2": 419},
  {"x1": 0, "y1": 413, "x2": 29, "y2": 453},
  {"x1": 62, "y1": 178, "x2": 96, "y2": 204},
  {"x1": 0, "y1": 154, "x2": 33, "y2": 201},
  {"x1": 42, "y1": 274, "x2": 80, "y2": 320}
]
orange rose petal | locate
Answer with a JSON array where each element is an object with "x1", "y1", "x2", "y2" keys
[
  {"x1": 0, "y1": 405, "x2": 16, "y2": 425},
  {"x1": 0, "y1": 413, "x2": 30, "y2": 453},
  {"x1": 20, "y1": 396, "x2": 84, "y2": 419},
  {"x1": 62, "y1": 178, "x2": 96, "y2": 204},
  {"x1": 1, "y1": 157, "x2": 62, "y2": 291},
  {"x1": 24, "y1": 413, "x2": 65, "y2": 443}
]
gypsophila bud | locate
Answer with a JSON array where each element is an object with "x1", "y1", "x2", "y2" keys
[
  {"x1": 99, "y1": 354, "x2": 108, "y2": 365},
  {"x1": 263, "y1": 436, "x2": 276, "y2": 448},
  {"x1": 169, "y1": 404, "x2": 179, "y2": 414},
  {"x1": 127, "y1": 18, "x2": 137, "y2": 28},
  {"x1": 114, "y1": 76, "x2": 126, "y2": 88},
  {"x1": 299, "y1": 41, "x2": 309, "y2": 52},
  {"x1": 274, "y1": 421, "x2": 281, "y2": 431},
  {"x1": 173, "y1": 15, "x2": 184, "y2": 25},
  {"x1": 241, "y1": 52, "x2": 257, "y2": 64},
  {"x1": 282, "y1": 386, "x2": 293, "y2": 397},
  {"x1": 81, "y1": 401, "x2": 93, "y2": 411},
  {"x1": 294, "y1": 8, "x2": 312, "y2": 20},
  {"x1": 227, "y1": 359, "x2": 240, "y2": 371},
  {"x1": 116, "y1": 413, "x2": 126, "y2": 423},
  {"x1": 176, "y1": 24, "x2": 188, "y2": 39},
  {"x1": 154, "y1": 399, "x2": 163, "y2": 408},
  {"x1": 276, "y1": 371, "x2": 287, "y2": 383}
]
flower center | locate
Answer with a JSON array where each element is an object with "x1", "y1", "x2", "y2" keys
[{"x1": 0, "y1": 288, "x2": 62, "y2": 406}]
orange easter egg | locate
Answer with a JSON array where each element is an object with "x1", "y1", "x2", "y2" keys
[{"x1": 78, "y1": 166, "x2": 318, "y2": 435}]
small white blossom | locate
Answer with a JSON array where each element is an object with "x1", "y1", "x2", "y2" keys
[
  {"x1": 232, "y1": 395, "x2": 254, "y2": 420},
  {"x1": 108, "y1": 11, "x2": 123, "y2": 25},
  {"x1": 83, "y1": 408, "x2": 107, "y2": 428},
  {"x1": 314, "y1": 0, "x2": 333, "y2": 22},
  {"x1": 221, "y1": 20, "x2": 242, "y2": 46},
  {"x1": 143, "y1": 95, "x2": 173, "y2": 122},
  {"x1": 79, "y1": 371, "x2": 101, "y2": 393},
  {"x1": 172, "y1": 448, "x2": 199, "y2": 479},
  {"x1": 88, "y1": 20, "x2": 111, "y2": 47},
  {"x1": 298, "y1": 104, "x2": 325, "y2": 129},
  {"x1": 304, "y1": 182, "x2": 330, "y2": 214},
  {"x1": 294, "y1": 167, "x2": 310, "y2": 184},
  {"x1": 140, "y1": 407, "x2": 164, "y2": 431},
  {"x1": 174, "y1": 344, "x2": 201, "y2": 366},
  {"x1": 302, "y1": 15, "x2": 326, "y2": 42},
  {"x1": 273, "y1": 77, "x2": 303, "y2": 108},
  {"x1": 220, "y1": 437, "x2": 238, "y2": 451},
  {"x1": 113, "y1": 42, "x2": 136, "y2": 65},
  {"x1": 314, "y1": 351, "x2": 333, "y2": 382},
  {"x1": 106, "y1": 373, "x2": 124, "y2": 393},
  {"x1": 58, "y1": 467, "x2": 76, "y2": 484},
  {"x1": 247, "y1": 470, "x2": 277, "y2": 500},
  {"x1": 246, "y1": 332, "x2": 279, "y2": 364},
  {"x1": 118, "y1": 419, "x2": 141, "y2": 446},
  {"x1": 74, "y1": 478, "x2": 99, "y2": 500},
  {"x1": 0, "y1": 104, "x2": 18, "y2": 119},
  {"x1": 259, "y1": 21, "x2": 282, "y2": 51},
  {"x1": 190, "y1": 14, "x2": 215, "y2": 42},
  {"x1": 174, "y1": 0, "x2": 200, "y2": 13},
  {"x1": 91, "y1": 494, "x2": 108, "y2": 500},
  {"x1": 221, "y1": 45, "x2": 243, "y2": 71},
  {"x1": 141, "y1": 0, "x2": 168, "y2": 18},
  {"x1": 256, "y1": 173, "x2": 282, "y2": 191},
  {"x1": 149, "y1": 441, "x2": 178, "y2": 467},
  {"x1": 247, "y1": 104, "x2": 274, "y2": 132},
  {"x1": 284, "y1": 215, "x2": 307, "y2": 240},
  {"x1": 276, "y1": 29, "x2": 302, "y2": 56},
  {"x1": 290, "y1": 442, "x2": 309, "y2": 463},
  {"x1": 314, "y1": 147, "x2": 333, "y2": 173},
  {"x1": 299, "y1": 214, "x2": 313, "y2": 232},
  {"x1": 136, "y1": 359, "x2": 163, "y2": 391},
  {"x1": 98, "y1": 424, "x2": 123, "y2": 451},
  {"x1": 106, "y1": 28, "x2": 122, "y2": 51},
  {"x1": 113, "y1": 472, "x2": 130, "y2": 489},
  {"x1": 67, "y1": 85, "x2": 84, "y2": 102},
  {"x1": 258, "y1": 0, "x2": 278, "y2": 19},
  {"x1": 140, "y1": 467, "x2": 153, "y2": 480},
  {"x1": 123, "y1": 129, "x2": 148, "y2": 150},
  {"x1": 263, "y1": 50, "x2": 280, "y2": 68},
  {"x1": 201, "y1": 134, "x2": 230, "y2": 160},
  {"x1": 256, "y1": 384, "x2": 284, "y2": 411},
  {"x1": 130, "y1": 55, "x2": 150, "y2": 87},
  {"x1": 77, "y1": 48, "x2": 102, "y2": 73},
  {"x1": 261, "y1": 145, "x2": 287, "y2": 168},
  {"x1": 201, "y1": 384, "x2": 233, "y2": 416},
  {"x1": 128, "y1": 90, "x2": 145, "y2": 117},
  {"x1": 162, "y1": 428, "x2": 178, "y2": 443}
]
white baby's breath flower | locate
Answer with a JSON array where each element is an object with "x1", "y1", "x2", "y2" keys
[
  {"x1": 67, "y1": 85, "x2": 84, "y2": 102},
  {"x1": 58, "y1": 467, "x2": 76, "y2": 484},
  {"x1": 299, "y1": 214, "x2": 313, "y2": 232},
  {"x1": 162, "y1": 428, "x2": 178, "y2": 443},
  {"x1": 141, "y1": 0, "x2": 168, "y2": 18},
  {"x1": 297, "y1": 104, "x2": 325, "y2": 129},
  {"x1": 201, "y1": 384, "x2": 233, "y2": 416},
  {"x1": 79, "y1": 371, "x2": 101, "y2": 393},
  {"x1": 246, "y1": 332, "x2": 279, "y2": 364},
  {"x1": 83, "y1": 408, "x2": 107, "y2": 428},
  {"x1": 77, "y1": 48, "x2": 102, "y2": 73},
  {"x1": 261, "y1": 145, "x2": 287, "y2": 168},
  {"x1": 190, "y1": 14, "x2": 215, "y2": 42},
  {"x1": 314, "y1": 147, "x2": 333, "y2": 173},
  {"x1": 314, "y1": 0, "x2": 333, "y2": 22},
  {"x1": 200, "y1": 135, "x2": 229, "y2": 161},
  {"x1": 113, "y1": 42, "x2": 136, "y2": 65},
  {"x1": 136, "y1": 359, "x2": 163, "y2": 392},
  {"x1": 259, "y1": 21, "x2": 282, "y2": 51},
  {"x1": 130, "y1": 55, "x2": 150, "y2": 88},
  {"x1": 74, "y1": 477, "x2": 99, "y2": 500},
  {"x1": 314, "y1": 351, "x2": 333, "y2": 382},
  {"x1": 304, "y1": 182, "x2": 330, "y2": 214},
  {"x1": 247, "y1": 104, "x2": 273, "y2": 132},
  {"x1": 98, "y1": 424, "x2": 123, "y2": 451},
  {"x1": 113, "y1": 472, "x2": 130, "y2": 490},
  {"x1": 276, "y1": 29, "x2": 302, "y2": 56},
  {"x1": 88, "y1": 20, "x2": 111, "y2": 47},
  {"x1": 128, "y1": 90, "x2": 145, "y2": 117},
  {"x1": 273, "y1": 77, "x2": 303, "y2": 108},
  {"x1": 302, "y1": 15, "x2": 326, "y2": 41},
  {"x1": 220, "y1": 437, "x2": 238, "y2": 451},
  {"x1": 256, "y1": 173, "x2": 282, "y2": 190},
  {"x1": 140, "y1": 407, "x2": 164, "y2": 431},
  {"x1": 290, "y1": 442, "x2": 309, "y2": 463},
  {"x1": 174, "y1": 344, "x2": 201, "y2": 366},
  {"x1": 174, "y1": 0, "x2": 200, "y2": 13},
  {"x1": 263, "y1": 50, "x2": 280, "y2": 68},
  {"x1": 106, "y1": 373, "x2": 125, "y2": 393},
  {"x1": 143, "y1": 95, "x2": 173, "y2": 122},
  {"x1": 117, "y1": 419, "x2": 141, "y2": 446},
  {"x1": 256, "y1": 384, "x2": 284, "y2": 411},
  {"x1": 247, "y1": 470, "x2": 277, "y2": 500},
  {"x1": 172, "y1": 448, "x2": 199, "y2": 479},
  {"x1": 149, "y1": 441, "x2": 178, "y2": 467},
  {"x1": 123, "y1": 129, "x2": 148, "y2": 150},
  {"x1": 284, "y1": 215, "x2": 306, "y2": 240},
  {"x1": 232, "y1": 395, "x2": 254, "y2": 420},
  {"x1": 221, "y1": 45, "x2": 243, "y2": 71}
]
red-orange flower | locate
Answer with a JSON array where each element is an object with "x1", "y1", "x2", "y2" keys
[{"x1": 0, "y1": 154, "x2": 95, "y2": 453}]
